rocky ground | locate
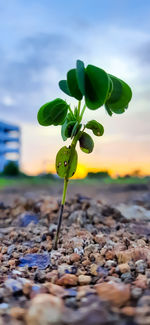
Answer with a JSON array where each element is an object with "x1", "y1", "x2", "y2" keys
[{"x1": 0, "y1": 185, "x2": 150, "y2": 324}]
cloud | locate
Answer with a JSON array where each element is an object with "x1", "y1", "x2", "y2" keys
[{"x1": 0, "y1": 32, "x2": 82, "y2": 123}]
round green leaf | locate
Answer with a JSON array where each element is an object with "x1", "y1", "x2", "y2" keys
[
  {"x1": 105, "y1": 74, "x2": 132, "y2": 114},
  {"x1": 85, "y1": 65, "x2": 110, "y2": 110},
  {"x1": 76, "y1": 60, "x2": 85, "y2": 95},
  {"x1": 79, "y1": 132, "x2": 94, "y2": 154},
  {"x1": 37, "y1": 98, "x2": 69, "y2": 126},
  {"x1": 59, "y1": 80, "x2": 72, "y2": 96},
  {"x1": 56, "y1": 146, "x2": 78, "y2": 178},
  {"x1": 67, "y1": 69, "x2": 83, "y2": 100},
  {"x1": 86, "y1": 120, "x2": 104, "y2": 136}
]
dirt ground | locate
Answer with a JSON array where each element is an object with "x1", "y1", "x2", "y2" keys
[
  {"x1": 0, "y1": 182, "x2": 150, "y2": 324},
  {"x1": 0, "y1": 181, "x2": 149, "y2": 206}
]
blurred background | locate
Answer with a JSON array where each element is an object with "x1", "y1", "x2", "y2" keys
[{"x1": 0, "y1": 0, "x2": 150, "y2": 198}]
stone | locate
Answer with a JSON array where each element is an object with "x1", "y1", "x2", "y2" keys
[
  {"x1": 19, "y1": 253, "x2": 50, "y2": 270},
  {"x1": 49, "y1": 224, "x2": 57, "y2": 233},
  {"x1": 133, "y1": 274, "x2": 147, "y2": 289},
  {"x1": 16, "y1": 213, "x2": 39, "y2": 227},
  {"x1": 10, "y1": 307, "x2": 25, "y2": 320},
  {"x1": 120, "y1": 306, "x2": 135, "y2": 316},
  {"x1": 57, "y1": 274, "x2": 78, "y2": 286},
  {"x1": 105, "y1": 260, "x2": 116, "y2": 268},
  {"x1": 95, "y1": 281, "x2": 130, "y2": 307},
  {"x1": 135, "y1": 295, "x2": 150, "y2": 325},
  {"x1": 131, "y1": 287, "x2": 142, "y2": 299},
  {"x1": 68, "y1": 210, "x2": 86, "y2": 226},
  {"x1": 117, "y1": 204, "x2": 150, "y2": 220},
  {"x1": 90, "y1": 264, "x2": 99, "y2": 276},
  {"x1": 46, "y1": 270, "x2": 58, "y2": 283},
  {"x1": 5, "y1": 278, "x2": 22, "y2": 294},
  {"x1": 94, "y1": 234, "x2": 106, "y2": 245},
  {"x1": 58, "y1": 263, "x2": 73, "y2": 276},
  {"x1": 26, "y1": 293, "x2": 63, "y2": 325},
  {"x1": 7, "y1": 244, "x2": 16, "y2": 255},
  {"x1": 63, "y1": 294, "x2": 119, "y2": 325},
  {"x1": 121, "y1": 272, "x2": 133, "y2": 283},
  {"x1": 23, "y1": 282, "x2": 33, "y2": 296},
  {"x1": 40, "y1": 197, "x2": 59, "y2": 216},
  {"x1": 78, "y1": 275, "x2": 92, "y2": 285},
  {"x1": 77, "y1": 285, "x2": 96, "y2": 299},
  {"x1": 135, "y1": 260, "x2": 146, "y2": 274},
  {"x1": 0, "y1": 303, "x2": 9, "y2": 310},
  {"x1": 84, "y1": 244, "x2": 97, "y2": 255},
  {"x1": 69, "y1": 253, "x2": 80, "y2": 263},
  {"x1": 116, "y1": 247, "x2": 148, "y2": 264},
  {"x1": 45, "y1": 283, "x2": 66, "y2": 298},
  {"x1": 92, "y1": 253, "x2": 104, "y2": 265},
  {"x1": 87, "y1": 204, "x2": 102, "y2": 221},
  {"x1": 117, "y1": 263, "x2": 130, "y2": 274},
  {"x1": 34, "y1": 270, "x2": 46, "y2": 283}
]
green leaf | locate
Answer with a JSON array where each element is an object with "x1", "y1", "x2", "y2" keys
[
  {"x1": 67, "y1": 69, "x2": 83, "y2": 100},
  {"x1": 65, "y1": 121, "x2": 76, "y2": 138},
  {"x1": 61, "y1": 120, "x2": 68, "y2": 141},
  {"x1": 59, "y1": 80, "x2": 72, "y2": 96},
  {"x1": 56, "y1": 146, "x2": 78, "y2": 178},
  {"x1": 71, "y1": 122, "x2": 82, "y2": 139},
  {"x1": 105, "y1": 104, "x2": 113, "y2": 116},
  {"x1": 107, "y1": 76, "x2": 113, "y2": 101},
  {"x1": 85, "y1": 65, "x2": 110, "y2": 110},
  {"x1": 37, "y1": 98, "x2": 69, "y2": 126},
  {"x1": 105, "y1": 74, "x2": 132, "y2": 114},
  {"x1": 79, "y1": 132, "x2": 94, "y2": 153},
  {"x1": 61, "y1": 120, "x2": 76, "y2": 141},
  {"x1": 66, "y1": 112, "x2": 75, "y2": 122},
  {"x1": 74, "y1": 107, "x2": 79, "y2": 119},
  {"x1": 76, "y1": 60, "x2": 85, "y2": 95},
  {"x1": 86, "y1": 120, "x2": 104, "y2": 136}
]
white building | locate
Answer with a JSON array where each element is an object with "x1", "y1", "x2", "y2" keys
[{"x1": 0, "y1": 121, "x2": 20, "y2": 172}]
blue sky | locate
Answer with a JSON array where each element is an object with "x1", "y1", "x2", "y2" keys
[{"x1": 0, "y1": 0, "x2": 150, "y2": 175}]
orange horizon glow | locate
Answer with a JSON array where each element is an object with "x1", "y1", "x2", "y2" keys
[{"x1": 22, "y1": 162, "x2": 150, "y2": 179}]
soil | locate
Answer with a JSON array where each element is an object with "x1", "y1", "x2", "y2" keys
[{"x1": 0, "y1": 182, "x2": 150, "y2": 324}]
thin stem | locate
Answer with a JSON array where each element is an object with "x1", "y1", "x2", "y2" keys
[
  {"x1": 62, "y1": 177, "x2": 69, "y2": 205},
  {"x1": 79, "y1": 104, "x2": 86, "y2": 122},
  {"x1": 68, "y1": 105, "x2": 74, "y2": 117},
  {"x1": 77, "y1": 100, "x2": 81, "y2": 118},
  {"x1": 54, "y1": 178, "x2": 68, "y2": 249}
]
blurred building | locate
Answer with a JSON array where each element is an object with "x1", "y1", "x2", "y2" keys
[{"x1": 0, "y1": 121, "x2": 20, "y2": 172}]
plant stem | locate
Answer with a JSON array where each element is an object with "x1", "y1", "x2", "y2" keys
[
  {"x1": 54, "y1": 177, "x2": 68, "y2": 249},
  {"x1": 79, "y1": 104, "x2": 86, "y2": 122},
  {"x1": 77, "y1": 100, "x2": 81, "y2": 118},
  {"x1": 54, "y1": 129, "x2": 81, "y2": 249},
  {"x1": 68, "y1": 105, "x2": 74, "y2": 117}
]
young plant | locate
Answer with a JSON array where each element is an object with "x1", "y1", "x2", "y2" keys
[{"x1": 37, "y1": 60, "x2": 132, "y2": 249}]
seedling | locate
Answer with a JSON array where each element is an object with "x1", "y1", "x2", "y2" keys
[{"x1": 37, "y1": 60, "x2": 132, "y2": 249}]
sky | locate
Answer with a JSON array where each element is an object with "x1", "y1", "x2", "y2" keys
[{"x1": 0, "y1": 0, "x2": 150, "y2": 177}]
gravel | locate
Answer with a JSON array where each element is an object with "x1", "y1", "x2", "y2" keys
[{"x1": 0, "y1": 191, "x2": 150, "y2": 324}]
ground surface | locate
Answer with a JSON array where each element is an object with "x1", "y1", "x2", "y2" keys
[{"x1": 0, "y1": 181, "x2": 150, "y2": 324}]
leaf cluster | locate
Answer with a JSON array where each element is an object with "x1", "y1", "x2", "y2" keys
[
  {"x1": 59, "y1": 60, "x2": 132, "y2": 114},
  {"x1": 37, "y1": 60, "x2": 132, "y2": 179}
]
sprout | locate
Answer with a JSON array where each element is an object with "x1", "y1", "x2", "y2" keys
[{"x1": 37, "y1": 59, "x2": 132, "y2": 249}]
